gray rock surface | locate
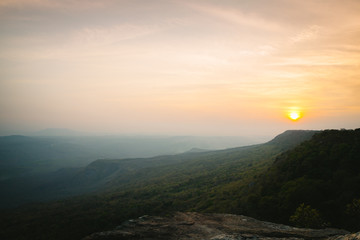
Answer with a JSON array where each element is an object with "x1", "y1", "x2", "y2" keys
[
  {"x1": 328, "y1": 232, "x2": 360, "y2": 240},
  {"x1": 82, "y1": 212, "x2": 354, "y2": 240}
]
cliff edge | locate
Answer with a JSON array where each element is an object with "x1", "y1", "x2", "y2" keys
[{"x1": 82, "y1": 212, "x2": 356, "y2": 240}]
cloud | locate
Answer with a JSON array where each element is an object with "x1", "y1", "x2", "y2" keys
[
  {"x1": 1, "y1": 0, "x2": 360, "y2": 134},
  {"x1": 0, "y1": 0, "x2": 107, "y2": 10},
  {"x1": 72, "y1": 24, "x2": 162, "y2": 46},
  {"x1": 0, "y1": 21, "x2": 175, "y2": 61},
  {"x1": 290, "y1": 25, "x2": 321, "y2": 43},
  {"x1": 238, "y1": 45, "x2": 277, "y2": 57},
  {"x1": 181, "y1": 1, "x2": 281, "y2": 32}
]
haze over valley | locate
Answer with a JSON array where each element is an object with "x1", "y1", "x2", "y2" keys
[{"x1": 1, "y1": 1, "x2": 360, "y2": 239}]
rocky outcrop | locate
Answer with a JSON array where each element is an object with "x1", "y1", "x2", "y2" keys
[
  {"x1": 82, "y1": 212, "x2": 353, "y2": 240},
  {"x1": 328, "y1": 232, "x2": 360, "y2": 240}
]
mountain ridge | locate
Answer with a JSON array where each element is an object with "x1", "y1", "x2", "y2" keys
[
  {"x1": 0, "y1": 130, "x2": 318, "y2": 208},
  {"x1": 3, "y1": 129, "x2": 359, "y2": 240},
  {"x1": 239, "y1": 128, "x2": 360, "y2": 230}
]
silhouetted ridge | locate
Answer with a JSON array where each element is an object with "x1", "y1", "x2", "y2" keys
[
  {"x1": 0, "y1": 135, "x2": 33, "y2": 143},
  {"x1": 267, "y1": 130, "x2": 318, "y2": 150}
]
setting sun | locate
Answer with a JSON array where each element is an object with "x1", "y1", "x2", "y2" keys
[
  {"x1": 289, "y1": 112, "x2": 300, "y2": 120},
  {"x1": 288, "y1": 111, "x2": 301, "y2": 121}
]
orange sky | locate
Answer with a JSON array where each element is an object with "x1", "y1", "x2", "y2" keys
[{"x1": 0, "y1": 0, "x2": 359, "y2": 136}]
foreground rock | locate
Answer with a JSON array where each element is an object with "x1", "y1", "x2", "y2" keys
[
  {"x1": 328, "y1": 232, "x2": 360, "y2": 240},
  {"x1": 82, "y1": 212, "x2": 354, "y2": 240}
]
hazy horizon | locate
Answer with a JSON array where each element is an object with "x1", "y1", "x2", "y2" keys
[
  {"x1": 1, "y1": 127, "x2": 355, "y2": 139},
  {"x1": 1, "y1": 0, "x2": 359, "y2": 137},
  {"x1": 0, "y1": 127, "x2": 274, "y2": 140}
]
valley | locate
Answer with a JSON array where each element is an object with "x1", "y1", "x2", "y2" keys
[{"x1": 0, "y1": 129, "x2": 359, "y2": 240}]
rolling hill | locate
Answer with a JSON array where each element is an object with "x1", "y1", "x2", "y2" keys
[
  {"x1": 1, "y1": 129, "x2": 359, "y2": 240},
  {"x1": 0, "y1": 134, "x2": 265, "y2": 181},
  {"x1": 0, "y1": 130, "x2": 318, "y2": 240}
]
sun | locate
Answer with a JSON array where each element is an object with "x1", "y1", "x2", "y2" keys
[
  {"x1": 289, "y1": 112, "x2": 300, "y2": 120},
  {"x1": 287, "y1": 111, "x2": 302, "y2": 121}
]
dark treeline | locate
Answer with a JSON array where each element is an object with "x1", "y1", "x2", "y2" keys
[{"x1": 239, "y1": 129, "x2": 360, "y2": 230}]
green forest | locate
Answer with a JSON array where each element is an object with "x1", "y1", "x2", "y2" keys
[
  {"x1": 239, "y1": 129, "x2": 360, "y2": 230},
  {"x1": 0, "y1": 129, "x2": 359, "y2": 240}
]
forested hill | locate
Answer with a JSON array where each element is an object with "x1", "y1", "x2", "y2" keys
[
  {"x1": 266, "y1": 129, "x2": 320, "y2": 150},
  {"x1": 3, "y1": 129, "x2": 359, "y2": 240},
  {"x1": 240, "y1": 128, "x2": 360, "y2": 231},
  {"x1": 0, "y1": 130, "x2": 317, "y2": 209}
]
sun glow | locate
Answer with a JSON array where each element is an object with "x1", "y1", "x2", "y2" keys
[
  {"x1": 287, "y1": 110, "x2": 302, "y2": 121},
  {"x1": 289, "y1": 112, "x2": 300, "y2": 120}
]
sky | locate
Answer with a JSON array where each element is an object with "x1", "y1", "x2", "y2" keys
[{"x1": 0, "y1": 0, "x2": 359, "y2": 136}]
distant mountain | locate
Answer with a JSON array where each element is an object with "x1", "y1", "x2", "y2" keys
[
  {"x1": 0, "y1": 133, "x2": 273, "y2": 207},
  {"x1": 31, "y1": 128, "x2": 86, "y2": 136},
  {"x1": 0, "y1": 134, "x2": 270, "y2": 181},
  {"x1": 2, "y1": 128, "x2": 358, "y2": 240},
  {"x1": 0, "y1": 135, "x2": 98, "y2": 180},
  {"x1": 0, "y1": 130, "x2": 319, "y2": 240},
  {"x1": 185, "y1": 147, "x2": 209, "y2": 153},
  {"x1": 45, "y1": 130, "x2": 317, "y2": 201}
]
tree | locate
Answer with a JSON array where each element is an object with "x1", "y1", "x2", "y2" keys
[
  {"x1": 346, "y1": 198, "x2": 360, "y2": 216},
  {"x1": 289, "y1": 203, "x2": 325, "y2": 228},
  {"x1": 345, "y1": 198, "x2": 360, "y2": 230}
]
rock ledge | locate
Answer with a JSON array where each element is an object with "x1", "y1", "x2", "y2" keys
[{"x1": 82, "y1": 212, "x2": 356, "y2": 240}]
